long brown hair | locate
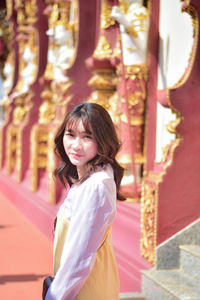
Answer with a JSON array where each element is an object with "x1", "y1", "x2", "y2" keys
[{"x1": 54, "y1": 102, "x2": 125, "y2": 200}]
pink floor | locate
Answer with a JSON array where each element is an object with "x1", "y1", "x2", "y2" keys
[{"x1": 0, "y1": 189, "x2": 53, "y2": 300}]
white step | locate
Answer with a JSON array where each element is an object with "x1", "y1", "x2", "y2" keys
[
  {"x1": 180, "y1": 244, "x2": 200, "y2": 282},
  {"x1": 119, "y1": 292, "x2": 146, "y2": 300},
  {"x1": 142, "y1": 267, "x2": 200, "y2": 300}
]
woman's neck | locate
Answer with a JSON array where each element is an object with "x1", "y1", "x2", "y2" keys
[{"x1": 77, "y1": 165, "x2": 86, "y2": 179}]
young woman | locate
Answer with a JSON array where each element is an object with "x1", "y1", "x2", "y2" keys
[{"x1": 45, "y1": 102, "x2": 124, "y2": 300}]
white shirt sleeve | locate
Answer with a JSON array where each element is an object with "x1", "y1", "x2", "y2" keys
[{"x1": 45, "y1": 175, "x2": 116, "y2": 300}]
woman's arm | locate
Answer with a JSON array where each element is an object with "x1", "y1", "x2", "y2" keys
[{"x1": 45, "y1": 177, "x2": 116, "y2": 300}]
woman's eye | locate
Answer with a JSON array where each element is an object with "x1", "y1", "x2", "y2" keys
[{"x1": 84, "y1": 135, "x2": 92, "y2": 139}]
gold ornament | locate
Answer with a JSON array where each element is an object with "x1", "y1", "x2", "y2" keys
[
  {"x1": 101, "y1": 0, "x2": 115, "y2": 29},
  {"x1": 93, "y1": 35, "x2": 112, "y2": 59}
]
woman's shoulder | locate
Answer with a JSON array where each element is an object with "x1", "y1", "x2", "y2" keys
[
  {"x1": 69, "y1": 165, "x2": 115, "y2": 195},
  {"x1": 69, "y1": 165, "x2": 116, "y2": 210},
  {"x1": 71, "y1": 164, "x2": 115, "y2": 194},
  {"x1": 88, "y1": 164, "x2": 114, "y2": 185}
]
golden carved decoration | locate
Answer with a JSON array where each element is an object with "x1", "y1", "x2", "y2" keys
[
  {"x1": 126, "y1": 25, "x2": 138, "y2": 38},
  {"x1": 108, "y1": 92, "x2": 121, "y2": 125},
  {"x1": 165, "y1": 117, "x2": 181, "y2": 134},
  {"x1": 6, "y1": 126, "x2": 23, "y2": 183},
  {"x1": 120, "y1": 114, "x2": 144, "y2": 126},
  {"x1": 112, "y1": 36, "x2": 122, "y2": 60},
  {"x1": 117, "y1": 64, "x2": 147, "y2": 126},
  {"x1": 0, "y1": 102, "x2": 12, "y2": 170},
  {"x1": 6, "y1": 126, "x2": 17, "y2": 175},
  {"x1": 16, "y1": 10, "x2": 25, "y2": 27},
  {"x1": 25, "y1": 0, "x2": 37, "y2": 24},
  {"x1": 47, "y1": 131, "x2": 57, "y2": 204},
  {"x1": 101, "y1": 0, "x2": 115, "y2": 29},
  {"x1": 49, "y1": 3, "x2": 59, "y2": 28},
  {"x1": 93, "y1": 35, "x2": 112, "y2": 59},
  {"x1": 30, "y1": 125, "x2": 58, "y2": 204},
  {"x1": 141, "y1": 136, "x2": 181, "y2": 264},
  {"x1": 87, "y1": 69, "x2": 116, "y2": 111},
  {"x1": 119, "y1": 0, "x2": 129, "y2": 14},
  {"x1": 6, "y1": 88, "x2": 34, "y2": 183},
  {"x1": 12, "y1": 92, "x2": 33, "y2": 125},
  {"x1": 88, "y1": 71, "x2": 116, "y2": 91},
  {"x1": 6, "y1": 0, "x2": 13, "y2": 19},
  {"x1": 39, "y1": 100, "x2": 55, "y2": 124},
  {"x1": 15, "y1": 0, "x2": 37, "y2": 26},
  {"x1": 39, "y1": 86, "x2": 55, "y2": 124},
  {"x1": 160, "y1": 144, "x2": 170, "y2": 164},
  {"x1": 141, "y1": 181, "x2": 158, "y2": 264},
  {"x1": 162, "y1": 139, "x2": 181, "y2": 170},
  {"x1": 122, "y1": 64, "x2": 148, "y2": 81},
  {"x1": 30, "y1": 127, "x2": 48, "y2": 192},
  {"x1": 88, "y1": 90, "x2": 115, "y2": 111},
  {"x1": 13, "y1": 105, "x2": 27, "y2": 125}
]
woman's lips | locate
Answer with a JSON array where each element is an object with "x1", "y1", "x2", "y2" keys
[{"x1": 70, "y1": 153, "x2": 83, "y2": 158}]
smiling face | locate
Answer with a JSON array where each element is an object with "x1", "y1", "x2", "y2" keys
[{"x1": 63, "y1": 119, "x2": 98, "y2": 178}]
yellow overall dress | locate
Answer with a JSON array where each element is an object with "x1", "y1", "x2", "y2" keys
[{"x1": 53, "y1": 203, "x2": 120, "y2": 300}]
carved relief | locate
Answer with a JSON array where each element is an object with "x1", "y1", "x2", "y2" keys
[
  {"x1": 5, "y1": 0, "x2": 39, "y2": 183},
  {"x1": 101, "y1": 1, "x2": 115, "y2": 29},
  {"x1": 44, "y1": 0, "x2": 78, "y2": 81},
  {"x1": 141, "y1": 179, "x2": 158, "y2": 264},
  {"x1": 93, "y1": 35, "x2": 113, "y2": 59},
  {"x1": 6, "y1": 0, "x2": 13, "y2": 20}
]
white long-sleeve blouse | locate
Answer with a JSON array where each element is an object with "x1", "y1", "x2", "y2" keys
[{"x1": 45, "y1": 164, "x2": 117, "y2": 300}]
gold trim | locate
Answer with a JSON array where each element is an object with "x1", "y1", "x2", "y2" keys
[{"x1": 141, "y1": 180, "x2": 158, "y2": 264}]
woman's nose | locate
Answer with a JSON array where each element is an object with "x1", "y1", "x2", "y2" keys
[{"x1": 72, "y1": 137, "x2": 82, "y2": 150}]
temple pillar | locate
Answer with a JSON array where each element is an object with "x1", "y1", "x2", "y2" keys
[{"x1": 110, "y1": 0, "x2": 150, "y2": 200}]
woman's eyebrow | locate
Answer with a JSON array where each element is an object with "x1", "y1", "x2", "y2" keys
[
  {"x1": 65, "y1": 128, "x2": 92, "y2": 135},
  {"x1": 65, "y1": 128, "x2": 73, "y2": 132},
  {"x1": 81, "y1": 130, "x2": 93, "y2": 136}
]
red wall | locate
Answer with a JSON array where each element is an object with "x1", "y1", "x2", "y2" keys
[{"x1": 156, "y1": 0, "x2": 200, "y2": 244}]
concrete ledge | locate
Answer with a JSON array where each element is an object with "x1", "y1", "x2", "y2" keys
[
  {"x1": 180, "y1": 245, "x2": 200, "y2": 282},
  {"x1": 156, "y1": 218, "x2": 200, "y2": 269},
  {"x1": 142, "y1": 268, "x2": 200, "y2": 300},
  {"x1": 119, "y1": 292, "x2": 146, "y2": 300}
]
